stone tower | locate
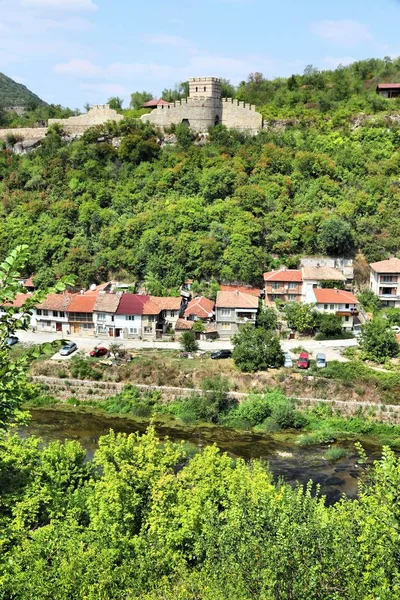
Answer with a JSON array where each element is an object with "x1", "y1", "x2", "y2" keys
[
  {"x1": 187, "y1": 77, "x2": 223, "y2": 129},
  {"x1": 188, "y1": 77, "x2": 222, "y2": 100}
]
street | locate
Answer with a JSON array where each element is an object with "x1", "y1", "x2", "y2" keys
[{"x1": 15, "y1": 329, "x2": 357, "y2": 362}]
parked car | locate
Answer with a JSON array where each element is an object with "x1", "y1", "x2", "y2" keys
[
  {"x1": 316, "y1": 353, "x2": 327, "y2": 369},
  {"x1": 90, "y1": 347, "x2": 108, "y2": 357},
  {"x1": 5, "y1": 336, "x2": 19, "y2": 346},
  {"x1": 211, "y1": 349, "x2": 232, "y2": 360},
  {"x1": 283, "y1": 352, "x2": 293, "y2": 368},
  {"x1": 59, "y1": 342, "x2": 78, "y2": 356},
  {"x1": 297, "y1": 352, "x2": 310, "y2": 369}
]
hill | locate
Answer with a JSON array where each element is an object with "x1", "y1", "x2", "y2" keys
[{"x1": 0, "y1": 72, "x2": 45, "y2": 109}]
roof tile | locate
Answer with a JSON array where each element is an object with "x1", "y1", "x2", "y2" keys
[
  {"x1": 370, "y1": 257, "x2": 400, "y2": 273},
  {"x1": 263, "y1": 269, "x2": 302, "y2": 283},
  {"x1": 184, "y1": 296, "x2": 214, "y2": 319},
  {"x1": 313, "y1": 289, "x2": 358, "y2": 304},
  {"x1": 302, "y1": 266, "x2": 346, "y2": 281},
  {"x1": 216, "y1": 291, "x2": 259, "y2": 309}
]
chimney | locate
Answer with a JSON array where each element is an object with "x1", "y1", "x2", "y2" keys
[
  {"x1": 80, "y1": 289, "x2": 84, "y2": 295},
  {"x1": 334, "y1": 288, "x2": 338, "y2": 293}
]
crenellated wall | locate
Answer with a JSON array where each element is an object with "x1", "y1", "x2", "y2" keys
[{"x1": 221, "y1": 98, "x2": 263, "y2": 133}]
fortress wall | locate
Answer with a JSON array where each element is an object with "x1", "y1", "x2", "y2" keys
[
  {"x1": 221, "y1": 98, "x2": 263, "y2": 133},
  {"x1": 48, "y1": 104, "x2": 124, "y2": 129},
  {"x1": 0, "y1": 127, "x2": 47, "y2": 141},
  {"x1": 141, "y1": 97, "x2": 222, "y2": 132}
]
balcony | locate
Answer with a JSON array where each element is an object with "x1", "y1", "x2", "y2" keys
[{"x1": 337, "y1": 310, "x2": 358, "y2": 317}]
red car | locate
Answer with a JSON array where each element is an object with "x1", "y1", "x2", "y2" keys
[
  {"x1": 297, "y1": 352, "x2": 310, "y2": 369},
  {"x1": 90, "y1": 347, "x2": 108, "y2": 358}
]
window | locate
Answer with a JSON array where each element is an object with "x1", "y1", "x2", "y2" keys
[
  {"x1": 59, "y1": 311, "x2": 65, "y2": 318},
  {"x1": 125, "y1": 315, "x2": 135, "y2": 321},
  {"x1": 288, "y1": 295, "x2": 297, "y2": 301},
  {"x1": 147, "y1": 315, "x2": 155, "y2": 322},
  {"x1": 272, "y1": 282, "x2": 280, "y2": 290},
  {"x1": 195, "y1": 86, "x2": 198, "y2": 92},
  {"x1": 82, "y1": 323, "x2": 92, "y2": 330},
  {"x1": 36, "y1": 309, "x2": 42, "y2": 316},
  {"x1": 220, "y1": 323, "x2": 231, "y2": 330},
  {"x1": 381, "y1": 276, "x2": 394, "y2": 283},
  {"x1": 53, "y1": 311, "x2": 58, "y2": 317},
  {"x1": 43, "y1": 310, "x2": 49, "y2": 316},
  {"x1": 345, "y1": 316, "x2": 349, "y2": 322},
  {"x1": 221, "y1": 309, "x2": 231, "y2": 317},
  {"x1": 288, "y1": 282, "x2": 297, "y2": 289},
  {"x1": 98, "y1": 313, "x2": 106, "y2": 321},
  {"x1": 330, "y1": 304, "x2": 334, "y2": 310},
  {"x1": 170, "y1": 311, "x2": 176, "y2": 318},
  {"x1": 144, "y1": 326, "x2": 152, "y2": 334},
  {"x1": 345, "y1": 304, "x2": 349, "y2": 309},
  {"x1": 313, "y1": 284, "x2": 318, "y2": 289},
  {"x1": 204, "y1": 86, "x2": 206, "y2": 92},
  {"x1": 324, "y1": 304, "x2": 328, "y2": 310},
  {"x1": 129, "y1": 328, "x2": 138, "y2": 335}
]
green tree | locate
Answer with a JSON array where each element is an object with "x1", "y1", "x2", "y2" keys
[
  {"x1": 358, "y1": 289, "x2": 381, "y2": 315},
  {"x1": 130, "y1": 90, "x2": 153, "y2": 109},
  {"x1": 232, "y1": 324, "x2": 284, "y2": 372},
  {"x1": 284, "y1": 302, "x2": 317, "y2": 334},
  {"x1": 317, "y1": 313, "x2": 343, "y2": 337},
  {"x1": 107, "y1": 96, "x2": 123, "y2": 110},
  {"x1": 320, "y1": 217, "x2": 354, "y2": 256},
  {"x1": 257, "y1": 304, "x2": 278, "y2": 331},
  {"x1": 360, "y1": 318, "x2": 399, "y2": 363},
  {"x1": 180, "y1": 331, "x2": 199, "y2": 353}
]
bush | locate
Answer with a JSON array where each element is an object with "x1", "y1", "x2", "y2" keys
[
  {"x1": 232, "y1": 325, "x2": 284, "y2": 372},
  {"x1": 324, "y1": 447, "x2": 348, "y2": 460},
  {"x1": 180, "y1": 331, "x2": 199, "y2": 353}
]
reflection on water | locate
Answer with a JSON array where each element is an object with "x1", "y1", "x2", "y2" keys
[{"x1": 18, "y1": 406, "x2": 383, "y2": 506}]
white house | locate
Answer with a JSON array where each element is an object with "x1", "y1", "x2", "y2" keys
[
  {"x1": 34, "y1": 293, "x2": 73, "y2": 334},
  {"x1": 93, "y1": 293, "x2": 122, "y2": 338},
  {"x1": 311, "y1": 288, "x2": 360, "y2": 329},
  {"x1": 370, "y1": 257, "x2": 400, "y2": 308}
]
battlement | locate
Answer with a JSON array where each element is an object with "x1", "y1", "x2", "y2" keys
[
  {"x1": 92, "y1": 104, "x2": 110, "y2": 110},
  {"x1": 188, "y1": 77, "x2": 221, "y2": 83},
  {"x1": 222, "y1": 98, "x2": 257, "y2": 111}
]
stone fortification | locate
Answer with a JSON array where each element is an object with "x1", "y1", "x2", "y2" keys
[
  {"x1": 141, "y1": 77, "x2": 263, "y2": 133},
  {"x1": 0, "y1": 104, "x2": 123, "y2": 144}
]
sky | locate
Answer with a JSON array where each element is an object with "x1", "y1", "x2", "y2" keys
[{"x1": 1, "y1": 0, "x2": 400, "y2": 110}]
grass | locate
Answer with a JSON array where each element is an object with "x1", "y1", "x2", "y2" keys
[{"x1": 324, "y1": 447, "x2": 349, "y2": 461}]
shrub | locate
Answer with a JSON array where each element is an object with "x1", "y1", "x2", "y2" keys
[
  {"x1": 324, "y1": 447, "x2": 348, "y2": 460},
  {"x1": 180, "y1": 331, "x2": 199, "y2": 353},
  {"x1": 232, "y1": 325, "x2": 284, "y2": 372}
]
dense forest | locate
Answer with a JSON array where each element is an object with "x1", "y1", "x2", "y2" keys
[
  {"x1": 0, "y1": 72, "x2": 45, "y2": 111},
  {"x1": 1, "y1": 58, "x2": 400, "y2": 290}
]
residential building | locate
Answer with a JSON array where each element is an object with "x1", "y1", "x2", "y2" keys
[
  {"x1": 311, "y1": 288, "x2": 360, "y2": 329},
  {"x1": 215, "y1": 290, "x2": 259, "y2": 338},
  {"x1": 370, "y1": 257, "x2": 400, "y2": 308},
  {"x1": 93, "y1": 293, "x2": 122, "y2": 337},
  {"x1": 66, "y1": 293, "x2": 97, "y2": 335},
  {"x1": 300, "y1": 257, "x2": 353, "y2": 287},
  {"x1": 0, "y1": 293, "x2": 35, "y2": 327},
  {"x1": 302, "y1": 265, "x2": 346, "y2": 302},
  {"x1": 151, "y1": 297, "x2": 182, "y2": 332},
  {"x1": 376, "y1": 83, "x2": 400, "y2": 98},
  {"x1": 142, "y1": 298, "x2": 163, "y2": 339},
  {"x1": 183, "y1": 296, "x2": 215, "y2": 321},
  {"x1": 114, "y1": 294, "x2": 149, "y2": 339},
  {"x1": 34, "y1": 293, "x2": 73, "y2": 334},
  {"x1": 219, "y1": 284, "x2": 261, "y2": 297},
  {"x1": 263, "y1": 269, "x2": 303, "y2": 305}
]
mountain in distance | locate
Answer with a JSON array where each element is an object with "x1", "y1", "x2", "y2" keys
[{"x1": 0, "y1": 72, "x2": 46, "y2": 109}]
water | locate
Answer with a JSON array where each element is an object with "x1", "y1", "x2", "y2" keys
[{"x1": 19, "y1": 406, "x2": 384, "y2": 506}]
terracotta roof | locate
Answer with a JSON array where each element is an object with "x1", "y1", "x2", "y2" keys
[
  {"x1": 151, "y1": 296, "x2": 182, "y2": 311},
  {"x1": 219, "y1": 285, "x2": 260, "y2": 296},
  {"x1": 67, "y1": 294, "x2": 97, "y2": 313},
  {"x1": 142, "y1": 98, "x2": 169, "y2": 108},
  {"x1": 216, "y1": 290, "x2": 259, "y2": 309},
  {"x1": 184, "y1": 296, "x2": 215, "y2": 319},
  {"x1": 93, "y1": 293, "x2": 121, "y2": 313},
  {"x1": 302, "y1": 266, "x2": 346, "y2": 281},
  {"x1": 370, "y1": 257, "x2": 400, "y2": 273},
  {"x1": 175, "y1": 318, "x2": 194, "y2": 330},
  {"x1": 2, "y1": 293, "x2": 32, "y2": 308},
  {"x1": 24, "y1": 276, "x2": 35, "y2": 288},
  {"x1": 143, "y1": 298, "x2": 162, "y2": 315},
  {"x1": 377, "y1": 83, "x2": 400, "y2": 90},
  {"x1": 313, "y1": 289, "x2": 358, "y2": 304},
  {"x1": 116, "y1": 294, "x2": 149, "y2": 315},
  {"x1": 263, "y1": 269, "x2": 302, "y2": 283},
  {"x1": 36, "y1": 293, "x2": 73, "y2": 311},
  {"x1": 205, "y1": 322, "x2": 217, "y2": 333}
]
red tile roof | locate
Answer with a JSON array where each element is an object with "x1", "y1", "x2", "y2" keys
[
  {"x1": 302, "y1": 266, "x2": 346, "y2": 281},
  {"x1": 93, "y1": 293, "x2": 121, "y2": 313},
  {"x1": 143, "y1": 298, "x2": 162, "y2": 315},
  {"x1": 2, "y1": 293, "x2": 32, "y2": 308},
  {"x1": 377, "y1": 83, "x2": 400, "y2": 89},
  {"x1": 175, "y1": 318, "x2": 194, "y2": 330},
  {"x1": 115, "y1": 294, "x2": 149, "y2": 315},
  {"x1": 263, "y1": 269, "x2": 302, "y2": 283},
  {"x1": 24, "y1": 276, "x2": 35, "y2": 288},
  {"x1": 67, "y1": 294, "x2": 97, "y2": 313},
  {"x1": 219, "y1": 285, "x2": 260, "y2": 296},
  {"x1": 313, "y1": 289, "x2": 358, "y2": 304},
  {"x1": 37, "y1": 293, "x2": 73, "y2": 311},
  {"x1": 151, "y1": 296, "x2": 182, "y2": 311},
  {"x1": 216, "y1": 290, "x2": 259, "y2": 309},
  {"x1": 370, "y1": 258, "x2": 400, "y2": 273},
  {"x1": 142, "y1": 98, "x2": 169, "y2": 108},
  {"x1": 184, "y1": 296, "x2": 214, "y2": 319}
]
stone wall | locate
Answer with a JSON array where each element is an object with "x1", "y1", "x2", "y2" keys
[
  {"x1": 142, "y1": 97, "x2": 222, "y2": 132},
  {"x1": 48, "y1": 104, "x2": 124, "y2": 133},
  {"x1": 221, "y1": 98, "x2": 263, "y2": 133},
  {"x1": 0, "y1": 127, "x2": 47, "y2": 142}
]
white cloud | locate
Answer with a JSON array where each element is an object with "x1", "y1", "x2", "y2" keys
[
  {"x1": 54, "y1": 59, "x2": 102, "y2": 76},
  {"x1": 22, "y1": 0, "x2": 98, "y2": 12},
  {"x1": 311, "y1": 20, "x2": 372, "y2": 46},
  {"x1": 323, "y1": 56, "x2": 355, "y2": 69},
  {"x1": 144, "y1": 34, "x2": 192, "y2": 49}
]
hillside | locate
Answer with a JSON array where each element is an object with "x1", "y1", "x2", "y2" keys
[{"x1": 0, "y1": 72, "x2": 45, "y2": 109}]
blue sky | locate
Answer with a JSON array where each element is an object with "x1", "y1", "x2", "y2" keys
[{"x1": 1, "y1": 0, "x2": 400, "y2": 109}]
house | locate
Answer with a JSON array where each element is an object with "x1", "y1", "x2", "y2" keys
[
  {"x1": 311, "y1": 288, "x2": 360, "y2": 329},
  {"x1": 34, "y1": 293, "x2": 73, "y2": 334},
  {"x1": 370, "y1": 257, "x2": 400, "y2": 308},
  {"x1": 219, "y1": 285, "x2": 261, "y2": 297},
  {"x1": 302, "y1": 265, "x2": 346, "y2": 302},
  {"x1": 263, "y1": 269, "x2": 303, "y2": 305},
  {"x1": 142, "y1": 298, "x2": 163, "y2": 339},
  {"x1": 376, "y1": 83, "x2": 400, "y2": 98},
  {"x1": 142, "y1": 98, "x2": 170, "y2": 109},
  {"x1": 151, "y1": 297, "x2": 182, "y2": 332},
  {"x1": 215, "y1": 290, "x2": 259, "y2": 338},
  {"x1": 183, "y1": 296, "x2": 215, "y2": 321},
  {"x1": 114, "y1": 294, "x2": 149, "y2": 339},
  {"x1": 300, "y1": 257, "x2": 353, "y2": 287},
  {"x1": 66, "y1": 293, "x2": 97, "y2": 335},
  {"x1": 93, "y1": 293, "x2": 122, "y2": 337},
  {"x1": 0, "y1": 293, "x2": 35, "y2": 327}
]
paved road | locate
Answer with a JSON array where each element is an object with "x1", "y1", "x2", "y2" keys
[{"x1": 15, "y1": 329, "x2": 357, "y2": 362}]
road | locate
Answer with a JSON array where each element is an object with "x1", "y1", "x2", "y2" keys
[{"x1": 15, "y1": 329, "x2": 358, "y2": 362}]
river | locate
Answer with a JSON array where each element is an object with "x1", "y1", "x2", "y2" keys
[{"x1": 18, "y1": 405, "x2": 385, "y2": 506}]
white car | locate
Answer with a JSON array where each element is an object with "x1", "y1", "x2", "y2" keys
[{"x1": 283, "y1": 352, "x2": 293, "y2": 368}]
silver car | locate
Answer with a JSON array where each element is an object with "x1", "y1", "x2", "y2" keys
[
  {"x1": 59, "y1": 342, "x2": 78, "y2": 356},
  {"x1": 316, "y1": 353, "x2": 327, "y2": 368},
  {"x1": 283, "y1": 352, "x2": 293, "y2": 368}
]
